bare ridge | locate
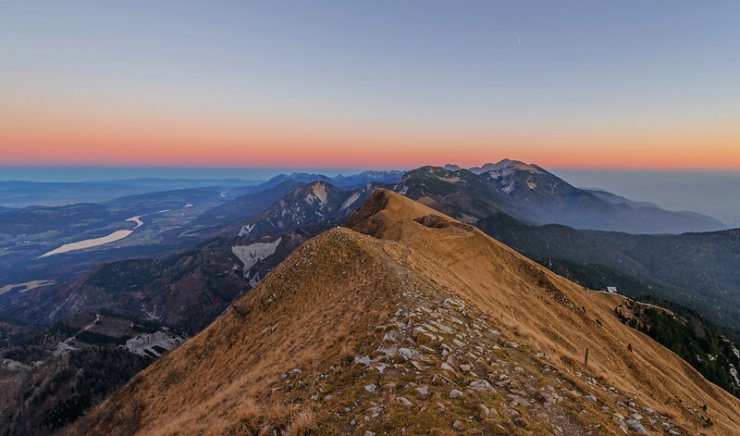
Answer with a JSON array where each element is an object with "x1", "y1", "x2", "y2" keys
[{"x1": 76, "y1": 190, "x2": 740, "y2": 435}]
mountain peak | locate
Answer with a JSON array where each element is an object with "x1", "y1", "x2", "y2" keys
[
  {"x1": 470, "y1": 159, "x2": 544, "y2": 175},
  {"x1": 346, "y1": 189, "x2": 444, "y2": 235}
]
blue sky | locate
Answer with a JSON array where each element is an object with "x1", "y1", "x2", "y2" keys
[{"x1": 1, "y1": 1, "x2": 739, "y2": 168}]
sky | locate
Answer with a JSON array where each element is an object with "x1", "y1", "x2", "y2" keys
[
  {"x1": 1, "y1": 1, "x2": 739, "y2": 170},
  {"x1": 554, "y1": 170, "x2": 740, "y2": 226}
]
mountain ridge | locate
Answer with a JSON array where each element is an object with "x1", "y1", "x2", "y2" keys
[{"x1": 75, "y1": 190, "x2": 739, "y2": 435}]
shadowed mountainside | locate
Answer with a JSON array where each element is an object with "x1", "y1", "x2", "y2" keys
[{"x1": 475, "y1": 212, "x2": 740, "y2": 332}]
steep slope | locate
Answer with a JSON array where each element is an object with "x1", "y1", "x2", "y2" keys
[
  {"x1": 612, "y1": 299, "x2": 740, "y2": 398},
  {"x1": 476, "y1": 212, "x2": 740, "y2": 331},
  {"x1": 396, "y1": 161, "x2": 725, "y2": 234},
  {"x1": 77, "y1": 190, "x2": 739, "y2": 435}
]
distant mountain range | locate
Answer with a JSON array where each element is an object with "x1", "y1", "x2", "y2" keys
[
  {"x1": 0, "y1": 178, "x2": 260, "y2": 208},
  {"x1": 239, "y1": 170, "x2": 404, "y2": 193},
  {"x1": 397, "y1": 160, "x2": 726, "y2": 234}
]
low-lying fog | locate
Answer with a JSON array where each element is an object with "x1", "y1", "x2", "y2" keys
[{"x1": 554, "y1": 170, "x2": 740, "y2": 228}]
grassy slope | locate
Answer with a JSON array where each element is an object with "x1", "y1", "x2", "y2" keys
[
  {"x1": 75, "y1": 191, "x2": 739, "y2": 435},
  {"x1": 477, "y1": 213, "x2": 740, "y2": 330}
]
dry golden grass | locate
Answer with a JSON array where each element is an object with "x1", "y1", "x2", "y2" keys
[
  {"x1": 285, "y1": 409, "x2": 317, "y2": 436},
  {"x1": 354, "y1": 192, "x2": 740, "y2": 432},
  {"x1": 74, "y1": 189, "x2": 740, "y2": 435}
]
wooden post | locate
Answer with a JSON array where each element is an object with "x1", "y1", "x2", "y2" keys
[{"x1": 584, "y1": 348, "x2": 589, "y2": 367}]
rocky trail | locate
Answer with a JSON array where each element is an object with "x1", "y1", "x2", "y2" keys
[{"x1": 270, "y1": 270, "x2": 687, "y2": 435}]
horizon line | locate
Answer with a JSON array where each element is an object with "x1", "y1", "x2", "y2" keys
[{"x1": 2, "y1": 164, "x2": 740, "y2": 173}]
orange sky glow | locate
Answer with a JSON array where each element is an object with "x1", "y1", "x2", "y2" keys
[{"x1": 2, "y1": 112, "x2": 739, "y2": 170}]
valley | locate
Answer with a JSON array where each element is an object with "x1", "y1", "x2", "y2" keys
[{"x1": 39, "y1": 214, "x2": 148, "y2": 258}]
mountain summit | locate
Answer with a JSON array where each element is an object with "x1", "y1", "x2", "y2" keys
[
  {"x1": 469, "y1": 159, "x2": 546, "y2": 175},
  {"x1": 77, "y1": 190, "x2": 738, "y2": 434}
]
